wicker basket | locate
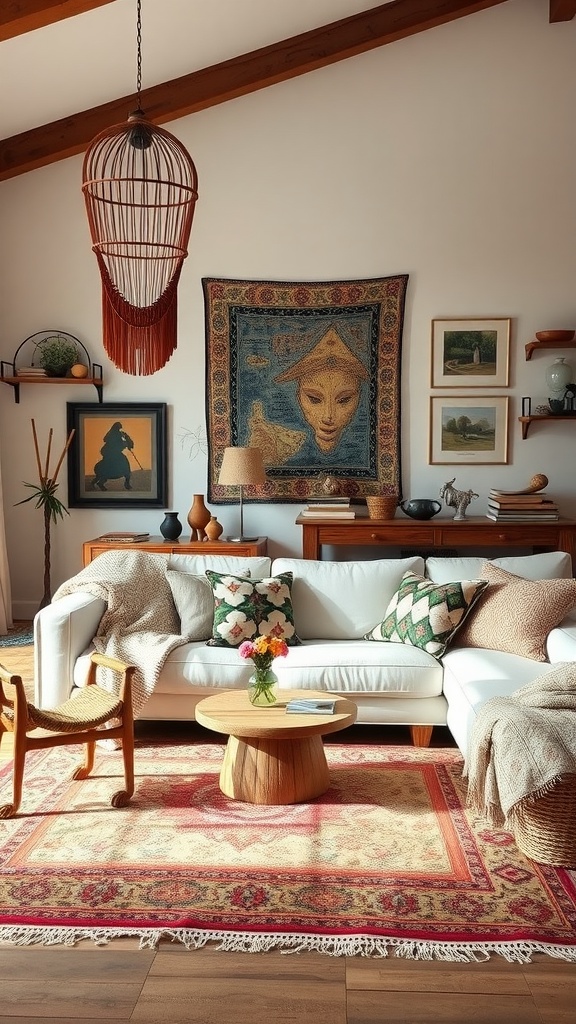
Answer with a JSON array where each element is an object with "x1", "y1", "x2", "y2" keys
[
  {"x1": 513, "y1": 774, "x2": 576, "y2": 867},
  {"x1": 366, "y1": 495, "x2": 398, "y2": 519}
]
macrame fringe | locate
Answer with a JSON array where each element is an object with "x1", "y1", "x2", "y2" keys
[
  {"x1": 102, "y1": 288, "x2": 178, "y2": 375},
  {"x1": 2, "y1": 926, "x2": 576, "y2": 963}
]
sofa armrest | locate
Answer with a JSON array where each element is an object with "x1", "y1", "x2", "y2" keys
[
  {"x1": 546, "y1": 618, "x2": 576, "y2": 664},
  {"x1": 34, "y1": 593, "x2": 106, "y2": 709}
]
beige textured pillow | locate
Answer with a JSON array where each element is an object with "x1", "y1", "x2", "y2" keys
[
  {"x1": 165, "y1": 570, "x2": 215, "y2": 640},
  {"x1": 456, "y1": 562, "x2": 576, "y2": 662}
]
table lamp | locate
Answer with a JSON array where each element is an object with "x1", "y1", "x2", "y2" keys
[{"x1": 217, "y1": 447, "x2": 266, "y2": 542}]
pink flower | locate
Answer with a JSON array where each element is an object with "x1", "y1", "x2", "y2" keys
[{"x1": 238, "y1": 640, "x2": 256, "y2": 660}]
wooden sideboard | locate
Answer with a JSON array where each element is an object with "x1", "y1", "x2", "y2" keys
[
  {"x1": 83, "y1": 536, "x2": 268, "y2": 567},
  {"x1": 295, "y1": 516, "x2": 576, "y2": 572}
]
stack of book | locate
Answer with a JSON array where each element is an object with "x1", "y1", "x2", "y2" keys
[
  {"x1": 299, "y1": 499, "x2": 368, "y2": 519},
  {"x1": 16, "y1": 366, "x2": 47, "y2": 377},
  {"x1": 487, "y1": 490, "x2": 559, "y2": 522}
]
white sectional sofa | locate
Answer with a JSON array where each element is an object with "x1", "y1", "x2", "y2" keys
[{"x1": 34, "y1": 549, "x2": 576, "y2": 757}]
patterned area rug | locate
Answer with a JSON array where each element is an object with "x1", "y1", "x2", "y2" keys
[
  {"x1": 0, "y1": 624, "x2": 34, "y2": 648},
  {"x1": 1, "y1": 741, "x2": 576, "y2": 960}
]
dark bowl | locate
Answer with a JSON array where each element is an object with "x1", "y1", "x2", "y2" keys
[{"x1": 400, "y1": 499, "x2": 442, "y2": 520}]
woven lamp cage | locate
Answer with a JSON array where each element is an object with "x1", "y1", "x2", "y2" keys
[{"x1": 82, "y1": 111, "x2": 198, "y2": 375}]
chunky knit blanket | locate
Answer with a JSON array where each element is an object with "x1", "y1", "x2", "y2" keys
[
  {"x1": 465, "y1": 663, "x2": 576, "y2": 828},
  {"x1": 52, "y1": 549, "x2": 186, "y2": 716}
]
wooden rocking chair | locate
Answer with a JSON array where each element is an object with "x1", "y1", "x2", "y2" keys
[{"x1": 0, "y1": 652, "x2": 135, "y2": 818}]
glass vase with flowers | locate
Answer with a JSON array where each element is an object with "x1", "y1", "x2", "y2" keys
[{"x1": 239, "y1": 635, "x2": 289, "y2": 707}]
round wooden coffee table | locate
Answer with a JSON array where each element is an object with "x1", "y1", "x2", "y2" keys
[{"x1": 195, "y1": 689, "x2": 357, "y2": 805}]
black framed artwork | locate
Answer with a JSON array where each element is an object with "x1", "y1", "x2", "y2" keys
[{"x1": 66, "y1": 402, "x2": 167, "y2": 508}]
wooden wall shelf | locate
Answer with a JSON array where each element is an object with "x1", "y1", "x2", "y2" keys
[
  {"x1": 525, "y1": 339, "x2": 576, "y2": 360},
  {"x1": 0, "y1": 368, "x2": 104, "y2": 404},
  {"x1": 519, "y1": 414, "x2": 576, "y2": 439}
]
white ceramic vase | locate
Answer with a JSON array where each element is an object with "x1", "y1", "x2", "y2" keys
[{"x1": 545, "y1": 357, "x2": 573, "y2": 398}]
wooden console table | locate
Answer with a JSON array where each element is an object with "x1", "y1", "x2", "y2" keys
[
  {"x1": 295, "y1": 516, "x2": 576, "y2": 573},
  {"x1": 83, "y1": 536, "x2": 268, "y2": 567}
]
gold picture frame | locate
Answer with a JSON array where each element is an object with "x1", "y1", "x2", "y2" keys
[
  {"x1": 431, "y1": 317, "x2": 511, "y2": 388},
  {"x1": 429, "y1": 395, "x2": 509, "y2": 465}
]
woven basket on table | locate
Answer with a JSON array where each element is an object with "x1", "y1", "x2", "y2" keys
[
  {"x1": 513, "y1": 774, "x2": 576, "y2": 867},
  {"x1": 366, "y1": 496, "x2": 398, "y2": 519}
]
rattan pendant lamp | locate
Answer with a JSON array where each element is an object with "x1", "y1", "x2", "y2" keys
[{"x1": 82, "y1": 0, "x2": 198, "y2": 375}]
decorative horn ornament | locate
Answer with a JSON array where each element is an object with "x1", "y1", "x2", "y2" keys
[{"x1": 81, "y1": 1, "x2": 198, "y2": 375}]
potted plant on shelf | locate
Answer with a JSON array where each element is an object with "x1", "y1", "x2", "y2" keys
[
  {"x1": 36, "y1": 335, "x2": 79, "y2": 377},
  {"x1": 16, "y1": 420, "x2": 75, "y2": 610}
]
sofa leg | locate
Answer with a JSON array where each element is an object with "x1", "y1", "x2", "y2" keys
[{"x1": 410, "y1": 725, "x2": 433, "y2": 747}]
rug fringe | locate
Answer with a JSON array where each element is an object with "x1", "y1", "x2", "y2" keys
[{"x1": 1, "y1": 926, "x2": 576, "y2": 963}]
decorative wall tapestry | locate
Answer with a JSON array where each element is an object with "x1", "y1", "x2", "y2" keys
[{"x1": 204, "y1": 275, "x2": 409, "y2": 503}]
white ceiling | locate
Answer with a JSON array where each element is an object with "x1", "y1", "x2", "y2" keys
[{"x1": 0, "y1": 0, "x2": 381, "y2": 139}]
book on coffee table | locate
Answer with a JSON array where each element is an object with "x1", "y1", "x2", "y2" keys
[{"x1": 286, "y1": 698, "x2": 336, "y2": 715}]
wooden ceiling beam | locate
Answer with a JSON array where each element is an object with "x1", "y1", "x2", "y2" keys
[
  {"x1": 0, "y1": 0, "x2": 509, "y2": 181},
  {"x1": 0, "y1": 0, "x2": 117, "y2": 42},
  {"x1": 549, "y1": 0, "x2": 576, "y2": 21}
]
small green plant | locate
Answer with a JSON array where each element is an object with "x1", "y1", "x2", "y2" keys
[
  {"x1": 37, "y1": 336, "x2": 79, "y2": 377},
  {"x1": 16, "y1": 420, "x2": 75, "y2": 609}
]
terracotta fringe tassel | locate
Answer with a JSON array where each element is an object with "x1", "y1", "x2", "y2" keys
[{"x1": 101, "y1": 288, "x2": 179, "y2": 375}]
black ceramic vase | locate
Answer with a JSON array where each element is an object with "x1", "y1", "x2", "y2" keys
[{"x1": 160, "y1": 511, "x2": 183, "y2": 540}]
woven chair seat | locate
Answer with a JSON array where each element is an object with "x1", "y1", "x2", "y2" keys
[
  {"x1": 27, "y1": 686, "x2": 123, "y2": 733},
  {"x1": 0, "y1": 653, "x2": 136, "y2": 818}
]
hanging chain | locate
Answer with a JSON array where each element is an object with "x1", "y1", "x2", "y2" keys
[{"x1": 136, "y1": 0, "x2": 143, "y2": 108}]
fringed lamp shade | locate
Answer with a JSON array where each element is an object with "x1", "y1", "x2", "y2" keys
[{"x1": 82, "y1": 112, "x2": 198, "y2": 375}]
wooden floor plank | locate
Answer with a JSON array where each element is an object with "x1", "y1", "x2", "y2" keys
[
  {"x1": 0, "y1": 947, "x2": 155, "y2": 980},
  {"x1": 346, "y1": 989, "x2": 545, "y2": 1024},
  {"x1": 131, "y1": 974, "x2": 347, "y2": 1024},
  {"x1": 150, "y1": 945, "x2": 345, "y2": 978},
  {"x1": 346, "y1": 956, "x2": 531, "y2": 993},
  {"x1": 0, "y1": 979, "x2": 141, "y2": 1019}
]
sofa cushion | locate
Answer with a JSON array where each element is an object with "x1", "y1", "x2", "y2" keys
[
  {"x1": 456, "y1": 562, "x2": 576, "y2": 662},
  {"x1": 425, "y1": 551, "x2": 572, "y2": 584},
  {"x1": 205, "y1": 570, "x2": 301, "y2": 647},
  {"x1": 165, "y1": 570, "x2": 215, "y2": 640},
  {"x1": 168, "y1": 554, "x2": 271, "y2": 576},
  {"x1": 271, "y1": 556, "x2": 425, "y2": 640},
  {"x1": 143, "y1": 638, "x2": 444, "y2": 699},
  {"x1": 365, "y1": 571, "x2": 488, "y2": 658}
]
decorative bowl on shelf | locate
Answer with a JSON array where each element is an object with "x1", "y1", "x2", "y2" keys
[
  {"x1": 535, "y1": 330, "x2": 575, "y2": 343},
  {"x1": 399, "y1": 498, "x2": 442, "y2": 520}
]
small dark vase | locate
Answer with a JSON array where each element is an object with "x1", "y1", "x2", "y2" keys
[
  {"x1": 400, "y1": 499, "x2": 442, "y2": 520},
  {"x1": 160, "y1": 511, "x2": 183, "y2": 541}
]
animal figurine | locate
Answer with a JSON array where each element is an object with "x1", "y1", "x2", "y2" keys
[{"x1": 439, "y1": 478, "x2": 479, "y2": 521}]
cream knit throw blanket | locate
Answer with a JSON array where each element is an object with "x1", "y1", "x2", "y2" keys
[
  {"x1": 52, "y1": 549, "x2": 186, "y2": 716},
  {"x1": 465, "y1": 663, "x2": 576, "y2": 829}
]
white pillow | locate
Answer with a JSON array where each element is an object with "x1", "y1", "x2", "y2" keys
[
  {"x1": 167, "y1": 554, "x2": 271, "y2": 576},
  {"x1": 271, "y1": 556, "x2": 425, "y2": 640}
]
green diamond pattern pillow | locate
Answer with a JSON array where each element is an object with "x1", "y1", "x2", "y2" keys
[
  {"x1": 365, "y1": 571, "x2": 488, "y2": 658},
  {"x1": 205, "y1": 570, "x2": 301, "y2": 648}
]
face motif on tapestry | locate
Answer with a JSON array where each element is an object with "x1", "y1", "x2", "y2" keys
[{"x1": 274, "y1": 327, "x2": 369, "y2": 452}]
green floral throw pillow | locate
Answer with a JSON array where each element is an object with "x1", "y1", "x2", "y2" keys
[
  {"x1": 205, "y1": 570, "x2": 301, "y2": 648},
  {"x1": 365, "y1": 571, "x2": 488, "y2": 658}
]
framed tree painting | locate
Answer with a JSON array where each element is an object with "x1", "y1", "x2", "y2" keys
[
  {"x1": 431, "y1": 318, "x2": 511, "y2": 387},
  {"x1": 429, "y1": 395, "x2": 509, "y2": 465},
  {"x1": 66, "y1": 402, "x2": 167, "y2": 508},
  {"x1": 203, "y1": 275, "x2": 409, "y2": 503}
]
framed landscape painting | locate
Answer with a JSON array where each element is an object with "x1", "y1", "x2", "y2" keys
[
  {"x1": 431, "y1": 318, "x2": 511, "y2": 387},
  {"x1": 66, "y1": 402, "x2": 167, "y2": 508},
  {"x1": 429, "y1": 395, "x2": 509, "y2": 465}
]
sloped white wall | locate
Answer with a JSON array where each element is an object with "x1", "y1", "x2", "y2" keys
[{"x1": 1, "y1": 1, "x2": 575, "y2": 616}]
